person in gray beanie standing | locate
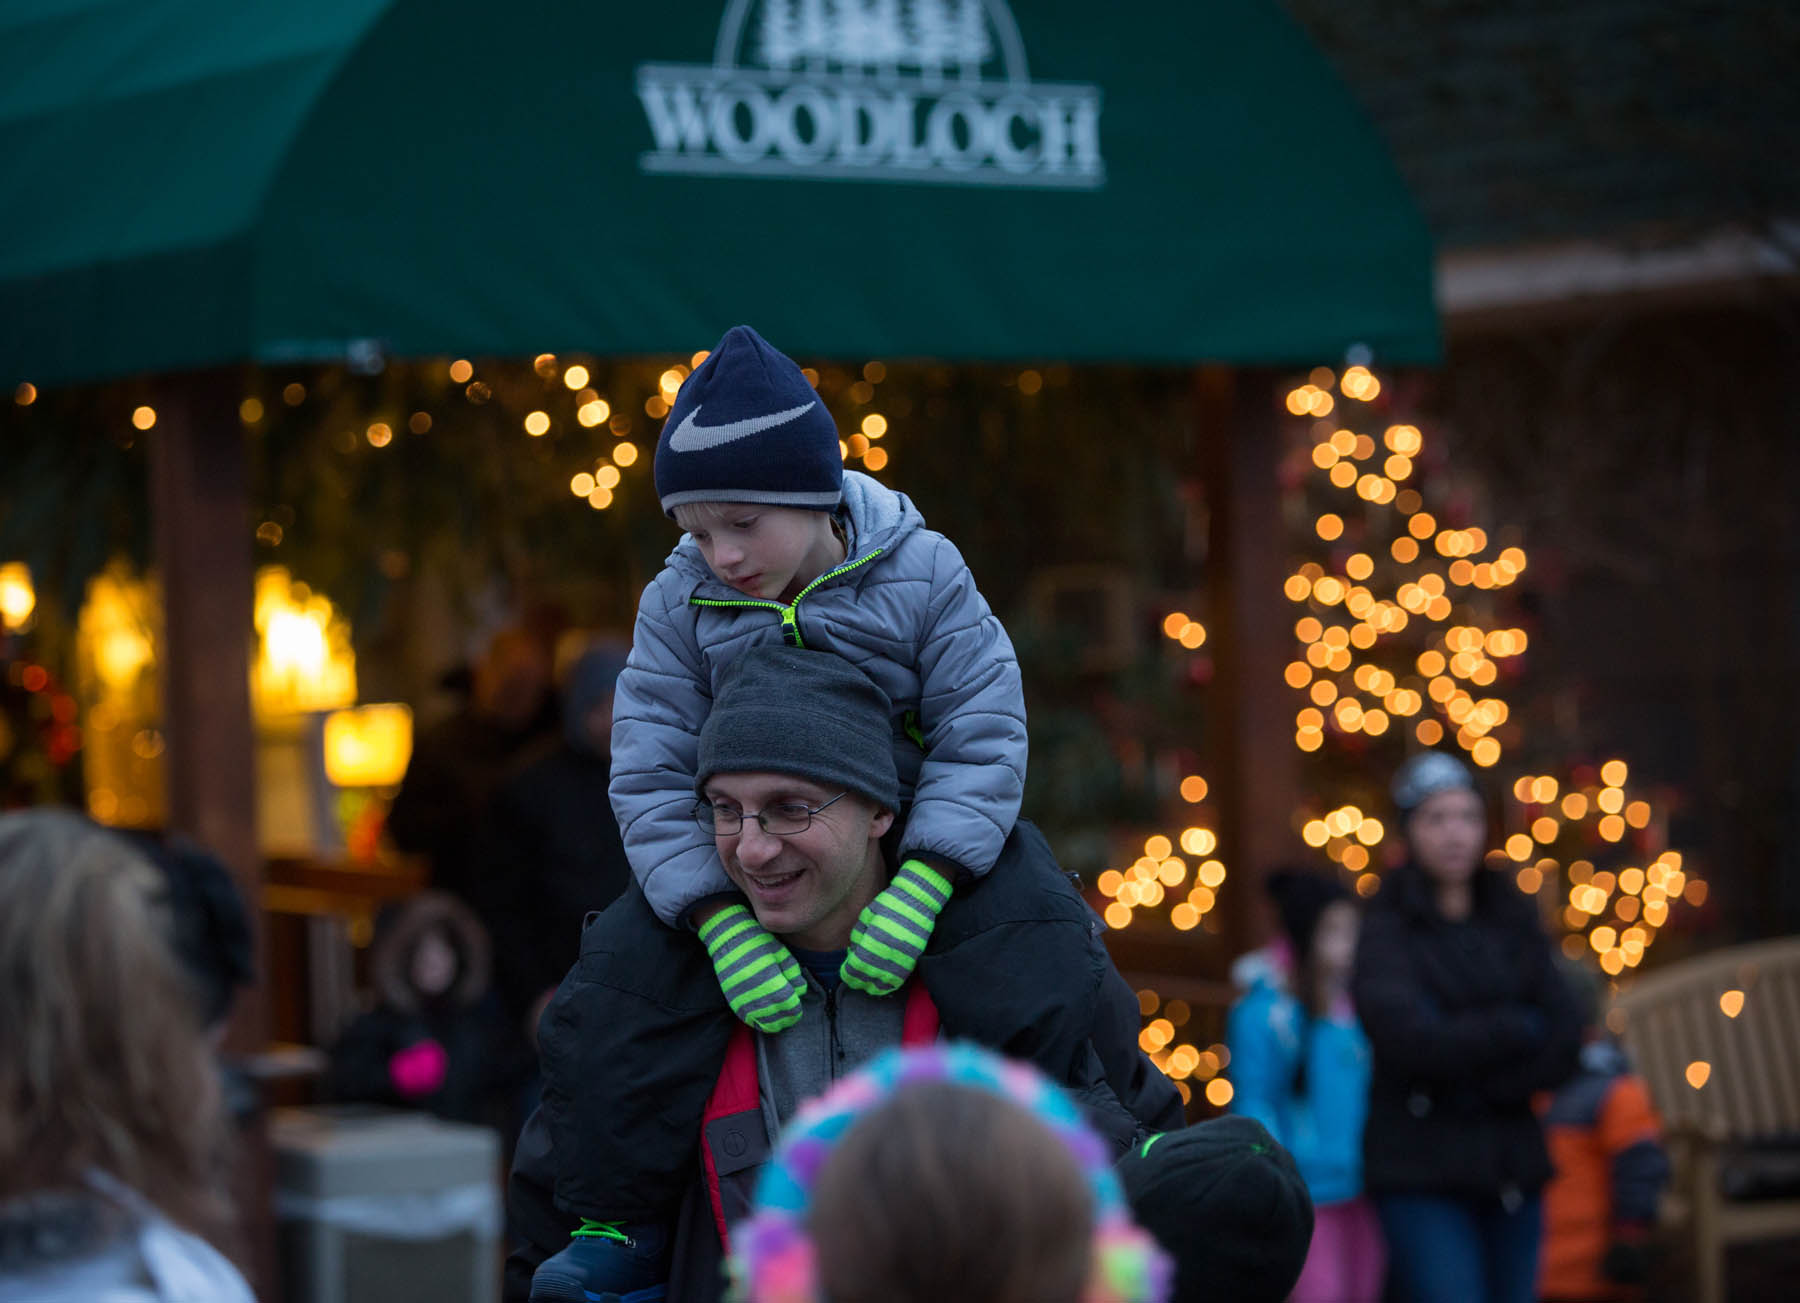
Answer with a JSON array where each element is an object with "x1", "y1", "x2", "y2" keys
[
  {"x1": 507, "y1": 644, "x2": 1186, "y2": 1303},
  {"x1": 1353, "y1": 751, "x2": 1583, "y2": 1303}
]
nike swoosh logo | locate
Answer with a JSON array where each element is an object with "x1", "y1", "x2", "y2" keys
[{"x1": 665, "y1": 401, "x2": 819, "y2": 453}]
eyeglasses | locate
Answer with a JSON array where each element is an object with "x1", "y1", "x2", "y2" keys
[{"x1": 694, "y1": 790, "x2": 848, "y2": 836}]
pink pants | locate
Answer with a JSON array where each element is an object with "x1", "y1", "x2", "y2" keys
[{"x1": 1289, "y1": 1196, "x2": 1387, "y2": 1303}]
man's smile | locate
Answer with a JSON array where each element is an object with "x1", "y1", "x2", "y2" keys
[{"x1": 737, "y1": 861, "x2": 804, "y2": 898}]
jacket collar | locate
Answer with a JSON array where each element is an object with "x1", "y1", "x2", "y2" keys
[
  {"x1": 1385, "y1": 861, "x2": 1525, "y2": 925},
  {"x1": 665, "y1": 470, "x2": 923, "y2": 601}
]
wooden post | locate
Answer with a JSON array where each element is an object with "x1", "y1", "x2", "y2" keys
[
  {"x1": 150, "y1": 372, "x2": 264, "y2": 1036},
  {"x1": 1199, "y1": 366, "x2": 1301, "y2": 951},
  {"x1": 149, "y1": 371, "x2": 276, "y2": 1296}
]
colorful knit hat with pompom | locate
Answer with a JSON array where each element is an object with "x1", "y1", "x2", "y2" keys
[{"x1": 728, "y1": 1042, "x2": 1171, "y2": 1303}]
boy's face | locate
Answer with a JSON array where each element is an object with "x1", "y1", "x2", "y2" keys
[{"x1": 672, "y1": 502, "x2": 840, "y2": 604}]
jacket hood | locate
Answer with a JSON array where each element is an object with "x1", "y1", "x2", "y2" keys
[
  {"x1": 0, "y1": 1172, "x2": 253, "y2": 1303},
  {"x1": 661, "y1": 470, "x2": 925, "y2": 598},
  {"x1": 370, "y1": 890, "x2": 491, "y2": 1014},
  {"x1": 837, "y1": 469, "x2": 923, "y2": 555},
  {"x1": 0, "y1": 1189, "x2": 124, "y2": 1278},
  {"x1": 1230, "y1": 940, "x2": 1294, "y2": 994}
]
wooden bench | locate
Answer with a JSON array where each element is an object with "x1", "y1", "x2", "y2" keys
[{"x1": 1614, "y1": 936, "x2": 1800, "y2": 1303}]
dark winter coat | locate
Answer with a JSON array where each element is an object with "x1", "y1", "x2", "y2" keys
[
  {"x1": 504, "y1": 819, "x2": 1183, "y2": 1301},
  {"x1": 1352, "y1": 863, "x2": 1582, "y2": 1200},
  {"x1": 387, "y1": 705, "x2": 555, "y2": 906},
  {"x1": 478, "y1": 742, "x2": 632, "y2": 1025}
]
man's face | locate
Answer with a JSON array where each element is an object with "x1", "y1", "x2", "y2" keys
[
  {"x1": 704, "y1": 771, "x2": 893, "y2": 951},
  {"x1": 672, "y1": 502, "x2": 839, "y2": 604}
]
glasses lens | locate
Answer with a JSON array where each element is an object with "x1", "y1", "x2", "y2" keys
[
  {"x1": 760, "y1": 802, "x2": 813, "y2": 835},
  {"x1": 696, "y1": 802, "x2": 741, "y2": 833}
]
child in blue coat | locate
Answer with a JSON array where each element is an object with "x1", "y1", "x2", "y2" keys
[{"x1": 1228, "y1": 870, "x2": 1385, "y2": 1303}]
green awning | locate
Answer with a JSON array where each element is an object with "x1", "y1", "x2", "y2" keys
[{"x1": 1, "y1": 0, "x2": 1439, "y2": 386}]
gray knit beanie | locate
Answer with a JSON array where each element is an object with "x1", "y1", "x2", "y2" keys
[
  {"x1": 696, "y1": 646, "x2": 899, "y2": 813},
  {"x1": 1391, "y1": 749, "x2": 1481, "y2": 816}
]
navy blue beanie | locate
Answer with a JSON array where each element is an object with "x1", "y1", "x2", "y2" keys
[{"x1": 654, "y1": 325, "x2": 843, "y2": 517}]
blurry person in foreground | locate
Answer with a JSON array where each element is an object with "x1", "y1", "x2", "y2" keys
[
  {"x1": 0, "y1": 809, "x2": 252, "y2": 1303},
  {"x1": 1538, "y1": 961, "x2": 1669, "y2": 1302},
  {"x1": 729, "y1": 1042, "x2": 1170, "y2": 1303},
  {"x1": 1353, "y1": 752, "x2": 1581, "y2": 1303},
  {"x1": 1228, "y1": 869, "x2": 1383, "y2": 1301}
]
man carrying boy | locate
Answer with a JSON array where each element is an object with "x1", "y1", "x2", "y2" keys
[
  {"x1": 512, "y1": 329, "x2": 1314, "y2": 1302},
  {"x1": 525, "y1": 322, "x2": 1047, "y2": 1285},
  {"x1": 614, "y1": 323, "x2": 1028, "y2": 1025},
  {"x1": 509, "y1": 645, "x2": 1188, "y2": 1301}
]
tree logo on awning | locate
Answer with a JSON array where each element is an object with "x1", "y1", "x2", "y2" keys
[{"x1": 636, "y1": 1, "x2": 1104, "y2": 189}]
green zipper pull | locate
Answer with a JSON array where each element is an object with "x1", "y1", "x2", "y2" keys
[{"x1": 780, "y1": 604, "x2": 803, "y2": 648}]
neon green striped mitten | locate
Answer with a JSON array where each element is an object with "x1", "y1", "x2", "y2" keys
[
  {"x1": 699, "y1": 903, "x2": 805, "y2": 1033},
  {"x1": 840, "y1": 859, "x2": 953, "y2": 997}
]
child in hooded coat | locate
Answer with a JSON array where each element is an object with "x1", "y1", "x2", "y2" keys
[{"x1": 326, "y1": 890, "x2": 513, "y2": 1125}]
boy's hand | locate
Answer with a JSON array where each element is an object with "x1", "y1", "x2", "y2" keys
[
  {"x1": 699, "y1": 902, "x2": 805, "y2": 1032},
  {"x1": 841, "y1": 859, "x2": 953, "y2": 996}
]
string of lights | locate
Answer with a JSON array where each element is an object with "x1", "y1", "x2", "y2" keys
[{"x1": 1500, "y1": 763, "x2": 1707, "y2": 976}]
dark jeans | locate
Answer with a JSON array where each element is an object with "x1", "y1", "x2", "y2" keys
[{"x1": 1376, "y1": 1192, "x2": 1542, "y2": 1303}]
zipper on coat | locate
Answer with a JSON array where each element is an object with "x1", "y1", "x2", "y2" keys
[
  {"x1": 824, "y1": 986, "x2": 845, "y2": 1070},
  {"x1": 688, "y1": 548, "x2": 886, "y2": 650}
]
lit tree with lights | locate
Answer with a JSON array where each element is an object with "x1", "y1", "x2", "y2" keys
[
  {"x1": 1276, "y1": 367, "x2": 1709, "y2": 955},
  {"x1": 1275, "y1": 364, "x2": 1533, "y2": 889},
  {"x1": 1497, "y1": 762, "x2": 1706, "y2": 978}
]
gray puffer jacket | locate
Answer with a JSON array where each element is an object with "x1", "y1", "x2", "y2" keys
[{"x1": 611, "y1": 470, "x2": 1026, "y2": 924}]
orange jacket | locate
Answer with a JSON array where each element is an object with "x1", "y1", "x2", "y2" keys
[{"x1": 1538, "y1": 1044, "x2": 1667, "y2": 1301}]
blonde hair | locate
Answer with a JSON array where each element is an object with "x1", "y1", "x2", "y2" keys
[{"x1": 0, "y1": 809, "x2": 231, "y2": 1237}]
